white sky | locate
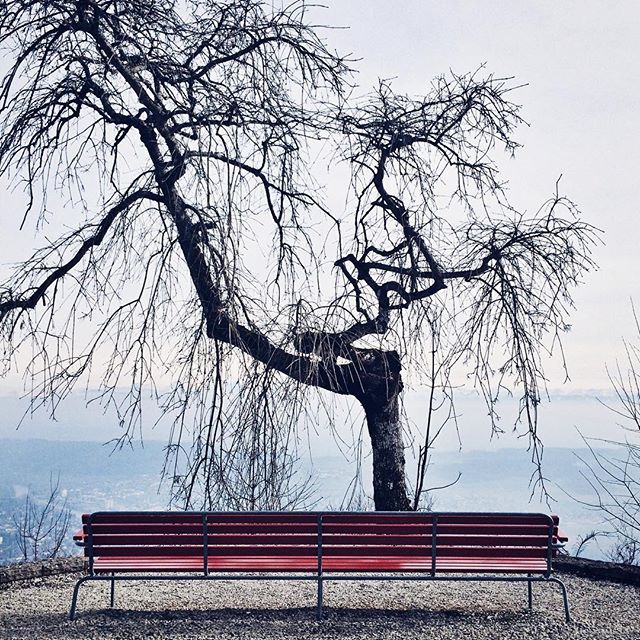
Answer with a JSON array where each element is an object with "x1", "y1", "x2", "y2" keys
[{"x1": 1, "y1": 1, "x2": 639, "y2": 452}]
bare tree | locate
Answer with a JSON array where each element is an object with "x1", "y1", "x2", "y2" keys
[
  {"x1": 576, "y1": 305, "x2": 640, "y2": 563},
  {"x1": 12, "y1": 475, "x2": 72, "y2": 562},
  {"x1": 0, "y1": 0, "x2": 597, "y2": 510}
]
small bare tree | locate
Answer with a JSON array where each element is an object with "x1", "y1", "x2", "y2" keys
[
  {"x1": 12, "y1": 475, "x2": 72, "y2": 562},
  {"x1": 577, "y1": 304, "x2": 640, "y2": 564}
]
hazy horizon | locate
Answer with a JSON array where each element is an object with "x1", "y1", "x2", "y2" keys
[{"x1": 0, "y1": 386, "x2": 622, "y2": 456}]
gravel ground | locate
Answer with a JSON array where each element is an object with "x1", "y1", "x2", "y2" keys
[{"x1": 1, "y1": 570, "x2": 639, "y2": 640}]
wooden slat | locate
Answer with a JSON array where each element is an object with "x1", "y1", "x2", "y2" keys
[
  {"x1": 86, "y1": 523, "x2": 556, "y2": 539},
  {"x1": 326, "y1": 523, "x2": 551, "y2": 536},
  {"x1": 88, "y1": 533, "x2": 549, "y2": 551},
  {"x1": 93, "y1": 556, "x2": 203, "y2": 573},
  {"x1": 91, "y1": 534, "x2": 205, "y2": 546},
  {"x1": 87, "y1": 524, "x2": 553, "y2": 536},
  {"x1": 93, "y1": 554, "x2": 549, "y2": 575},
  {"x1": 208, "y1": 557, "x2": 317, "y2": 572},
  {"x1": 434, "y1": 523, "x2": 551, "y2": 535},
  {"x1": 436, "y1": 514, "x2": 553, "y2": 526},
  {"x1": 83, "y1": 521, "x2": 556, "y2": 538},
  {"x1": 432, "y1": 547, "x2": 547, "y2": 558},
  {"x1": 87, "y1": 524, "x2": 204, "y2": 535},
  {"x1": 213, "y1": 534, "x2": 548, "y2": 547},
  {"x1": 207, "y1": 513, "x2": 318, "y2": 524},
  {"x1": 209, "y1": 523, "x2": 318, "y2": 534},
  {"x1": 92, "y1": 544, "x2": 547, "y2": 558},
  {"x1": 322, "y1": 546, "x2": 546, "y2": 558},
  {"x1": 93, "y1": 546, "x2": 205, "y2": 557},
  {"x1": 322, "y1": 514, "x2": 433, "y2": 525},
  {"x1": 84, "y1": 513, "x2": 203, "y2": 525}
]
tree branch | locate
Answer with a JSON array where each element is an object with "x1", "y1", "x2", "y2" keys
[{"x1": 0, "y1": 189, "x2": 163, "y2": 318}]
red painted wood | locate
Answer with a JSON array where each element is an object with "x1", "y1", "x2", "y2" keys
[
  {"x1": 79, "y1": 511, "x2": 565, "y2": 577},
  {"x1": 85, "y1": 524, "x2": 205, "y2": 536},
  {"x1": 88, "y1": 533, "x2": 550, "y2": 547},
  {"x1": 82, "y1": 512, "x2": 557, "y2": 524},
  {"x1": 320, "y1": 514, "x2": 434, "y2": 525},
  {"x1": 210, "y1": 523, "x2": 319, "y2": 534},
  {"x1": 82, "y1": 522, "x2": 559, "y2": 539},
  {"x1": 91, "y1": 534, "x2": 205, "y2": 546},
  {"x1": 90, "y1": 544, "x2": 547, "y2": 559},
  {"x1": 210, "y1": 533, "x2": 548, "y2": 546},
  {"x1": 210, "y1": 522, "x2": 552, "y2": 536},
  {"x1": 321, "y1": 546, "x2": 547, "y2": 558},
  {"x1": 83, "y1": 513, "x2": 203, "y2": 525},
  {"x1": 92, "y1": 546, "x2": 206, "y2": 557},
  {"x1": 436, "y1": 514, "x2": 557, "y2": 526},
  {"x1": 92, "y1": 555, "x2": 549, "y2": 575},
  {"x1": 207, "y1": 513, "x2": 319, "y2": 524},
  {"x1": 93, "y1": 556, "x2": 204, "y2": 573}
]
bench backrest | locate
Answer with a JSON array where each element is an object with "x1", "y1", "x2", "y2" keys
[{"x1": 78, "y1": 511, "x2": 565, "y2": 572}]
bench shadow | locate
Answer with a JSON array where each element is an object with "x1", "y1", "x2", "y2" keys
[
  {"x1": 83, "y1": 605, "x2": 528, "y2": 625},
  {"x1": 3, "y1": 601, "x2": 550, "y2": 640}
]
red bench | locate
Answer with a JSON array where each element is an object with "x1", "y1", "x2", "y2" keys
[{"x1": 70, "y1": 511, "x2": 570, "y2": 621}]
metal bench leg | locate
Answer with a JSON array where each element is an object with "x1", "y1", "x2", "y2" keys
[
  {"x1": 549, "y1": 577, "x2": 571, "y2": 623},
  {"x1": 317, "y1": 577, "x2": 323, "y2": 621},
  {"x1": 69, "y1": 577, "x2": 91, "y2": 621},
  {"x1": 527, "y1": 574, "x2": 533, "y2": 612},
  {"x1": 110, "y1": 573, "x2": 115, "y2": 608}
]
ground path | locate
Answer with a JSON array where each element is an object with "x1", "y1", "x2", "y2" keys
[{"x1": 1, "y1": 566, "x2": 639, "y2": 639}]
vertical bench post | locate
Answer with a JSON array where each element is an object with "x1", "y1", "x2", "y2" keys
[
  {"x1": 203, "y1": 512, "x2": 209, "y2": 576},
  {"x1": 546, "y1": 518, "x2": 554, "y2": 579},
  {"x1": 317, "y1": 513, "x2": 323, "y2": 620},
  {"x1": 430, "y1": 514, "x2": 438, "y2": 577},
  {"x1": 87, "y1": 515, "x2": 95, "y2": 577}
]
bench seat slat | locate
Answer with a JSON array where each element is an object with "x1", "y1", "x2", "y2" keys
[
  {"x1": 93, "y1": 557, "x2": 204, "y2": 572},
  {"x1": 91, "y1": 534, "x2": 204, "y2": 546},
  {"x1": 90, "y1": 544, "x2": 549, "y2": 558},
  {"x1": 79, "y1": 522, "x2": 559, "y2": 538},
  {"x1": 207, "y1": 514, "x2": 320, "y2": 524},
  {"x1": 88, "y1": 525, "x2": 204, "y2": 535},
  {"x1": 92, "y1": 555, "x2": 549, "y2": 574},
  {"x1": 210, "y1": 534, "x2": 549, "y2": 546},
  {"x1": 88, "y1": 533, "x2": 551, "y2": 547},
  {"x1": 212, "y1": 523, "x2": 558, "y2": 536},
  {"x1": 85, "y1": 514, "x2": 203, "y2": 524}
]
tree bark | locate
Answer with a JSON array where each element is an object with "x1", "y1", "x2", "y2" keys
[{"x1": 354, "y1": 349, "x2": 411, "y2": 511}]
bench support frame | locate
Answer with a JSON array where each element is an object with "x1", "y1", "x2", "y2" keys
[{"x1": 69, "y1": 571, "x2": 571, "y2": 623}]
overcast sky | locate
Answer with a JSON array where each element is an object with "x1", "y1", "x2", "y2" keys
[{"x1": 1, "y1": 1, "x2": 639, "y2": 451}]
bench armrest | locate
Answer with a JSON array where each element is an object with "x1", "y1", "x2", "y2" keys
[{"x1": 73, "y1": 528, "x2": 86, "y2": 547}]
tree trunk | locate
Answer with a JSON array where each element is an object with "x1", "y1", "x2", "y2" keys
[
  {"x1": 355, "y1": 349, "x2": 411, "y2": 511},
  {"x1": 363, "y1": 395, "x2": 411, "y2": 511}
]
